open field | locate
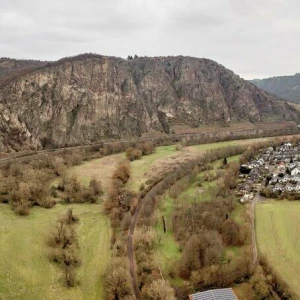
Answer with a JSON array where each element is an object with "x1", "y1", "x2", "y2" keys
[
  {"x1": 256, "y1": 200, "x2": 300, "y2": 298},
  {"x1": 126, "y1": 145, "x2": 176, "y2": 191},
  {"x1": 69, "y1": 153, "x2": 124, "y2": 193},
  {"x1": 0, "y1": 204, "x2": 111, "y2": 300}
]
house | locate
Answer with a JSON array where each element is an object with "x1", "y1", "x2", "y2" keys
[
  {"x1": 250, "y1": 169, "x2": 260, "y2": 181},
  {"x1": 273, "y1": 183, "x2": 284, "y2": 192},
  {"x1": 292, "y1": 174, "x2": 300, "y2": 183},
  {"x1": 286, "y1": 183, "x2": 295, "y2": 192},
  {"x1": 269, "y1": 176, "x2": 279, "y2": 185},
  {"x1": 283, "y1": 174, "x2": 291, "y2": 183},
  {"x1": 240, "y1": 193, "x2": 254, "y2": 203},
  {"x1": 291, "y1": 166, "x2": 300, "y2": 176},
  {"x1": 277, "y1": 163, "x2": 286, "y2": 174},
  {"x1": 189, "y1": 288, "x2": 238, "y2": 300},
  {"x1": 295, "y1": 182, "x2": 300, "y2": 191},
  {"x1": 289, "y1": 163, "x2": 296, "y2": 170}
]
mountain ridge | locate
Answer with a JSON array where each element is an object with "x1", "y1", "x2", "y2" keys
[
  {"x1": 0, "y1": 54, "x2": 299, "y2": 152},
  {"x1": 250, "y1": 73, "x2": 300, "y2": 103}
]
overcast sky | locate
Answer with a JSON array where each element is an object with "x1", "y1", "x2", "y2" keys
[{"x1": 1, "y1": 0, "x2": 299, "y2": 79}]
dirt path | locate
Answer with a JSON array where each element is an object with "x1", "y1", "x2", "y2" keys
[
  {"x1": 127, "y1": 195, "x2": 146, "y2": 299},
  {"x1": 127, "y1": 151, "x2": 205, "y2": 299}
]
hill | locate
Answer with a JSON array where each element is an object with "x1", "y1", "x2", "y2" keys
[
  {"x1": 0, "y1": 54, "x2": 299, "y2": 151},
  {"x1": 251, "y1": 73, "x2": 300, "y2": 103}
]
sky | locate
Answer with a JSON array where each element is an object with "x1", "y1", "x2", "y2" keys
[{"x1": 1, "y1": 0, "x2": 300, "y2": 79}]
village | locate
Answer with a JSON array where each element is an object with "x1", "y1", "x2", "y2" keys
[{"x1": 238, "y1": 142, "x2": 300, "y2": 202}]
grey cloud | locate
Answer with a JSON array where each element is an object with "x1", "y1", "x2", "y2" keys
[{"x1": 1, "y1": 0, "x2": 300, "y2": 78}]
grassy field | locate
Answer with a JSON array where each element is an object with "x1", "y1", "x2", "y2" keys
[
  {"x1": 191, "y1": 140, "x2": 239, "y2": 151},
  {"x1": 256, "y1": 201, "x2": 300, "y2": 298},
  {"x1": 127, "y1": 145, "x2": 176, "y2": 191},
  {"x1": 0, "y1": 203, "x2": 111, "y2": 300},
  {"x1": 69, "y1": 153, "x2": 124, "y2": 193},
  {"x1": 0, "y1": 152, "x2": 122, "y2": 300}
]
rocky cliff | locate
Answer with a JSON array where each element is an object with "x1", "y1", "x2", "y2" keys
[
  {"x1": 251, "y1": 74, "x2": 300, "y2": 103},
  {"x1": 0, "y1": 54, "x2": 299, "y2": 151}
]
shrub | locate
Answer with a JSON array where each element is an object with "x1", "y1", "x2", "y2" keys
[
  {"x1": 105, "y1": 257, "x2": 134, "y2": 299},
  {"x1": 112, "y1": 162, "x2": 131, "y2": 184},
  {"x1": 126, "y1": 147, "x2": 142, "y2": 161},
  {"x1": 137, "y1": 142, "x2": 156, "y2": 155},
  {"x1": 48, "y1": 209, "x2": 80, "y2": 288}
]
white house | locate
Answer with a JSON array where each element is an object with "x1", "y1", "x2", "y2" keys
[{"x1": 291, "y1": 166, "x2": 300, "y2": 176}]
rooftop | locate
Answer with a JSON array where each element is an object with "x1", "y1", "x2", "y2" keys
[{"x1": 189, "y1": 288, "x2": 238, "y2": 300}]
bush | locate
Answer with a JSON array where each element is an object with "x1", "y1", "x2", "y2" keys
[
  {"x1": 137, "y1": 142, "x2": 156, "y2": 155},
  {"x1": 105, "y1": 257, "x2": 134, "y2": 299},
  {"x1": 141, "y1": 279, "x2": 176, "y2": 300},
  {"x1": 89, "y1": 177, "x2": 103, "y2": 196},
  {"x1": 48, "y1": 209, "x2": 80, "y2": 288},
  {"x1": 112, "y1": 162, "x2": 131, "y2": 184},
  {"x1": 126, "y1": 147, "x2": 142, "y2": 161}
]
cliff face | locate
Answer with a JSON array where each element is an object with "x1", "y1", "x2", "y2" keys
[
  {"x1": 251, "y1": 74, "x2": 300, "y2": 103},
  {"x1": 0, "y1": 55, "x2": 299, "y2": 151}
]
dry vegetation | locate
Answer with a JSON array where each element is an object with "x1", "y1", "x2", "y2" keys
[{"x1": 48, "y1": 209, "x2": 80, "y2": 287}]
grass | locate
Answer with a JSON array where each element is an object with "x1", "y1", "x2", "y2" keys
[
  {"x1": 154, "y1": 196, "x2": 183, "y2": 286},
  {"x1": 256, "y1": 200, "x2": 300, "y2": 298},
  {"x1": 52, "y1": 153, "x2": 124, "y2": 194},
  {"x1": 127, "y1": 145, "x2": 176, "y2": 191},
  {"x1": 0, "y1": 203, "x2": 111, "y2": 300},
  {"x1": 190, "y1": 140, "x2": 239, "y2": 151},
  {"x1": 0, "y1": 152, "x2": 122, "y2": 300}
]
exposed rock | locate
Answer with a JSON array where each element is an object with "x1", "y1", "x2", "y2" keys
[{"x1": 0, "y1": 55, "x2": 299, "y2": 151}]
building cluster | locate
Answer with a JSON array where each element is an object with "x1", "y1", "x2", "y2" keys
[{"x1": 238, "y1": 142, "x2": 300, "y2": 201}]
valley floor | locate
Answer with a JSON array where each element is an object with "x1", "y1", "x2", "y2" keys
[{"x1": 0, "y1": 135, "x2": 298, "y2": 299}]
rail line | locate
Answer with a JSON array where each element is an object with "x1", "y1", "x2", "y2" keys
[{"x1": 0, "y1": 129, "x2": 298, "y2": 164}]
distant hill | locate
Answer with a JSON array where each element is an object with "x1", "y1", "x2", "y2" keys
[
  {"x1": 250, "y1": 73, "x2": 300, "y2": 103},
  {"x1": 0, "y1": 54, "x2": 299, "y2": 151},
  {"x1": 0, "y1": 57, "x2": 48, "y2": 88}
]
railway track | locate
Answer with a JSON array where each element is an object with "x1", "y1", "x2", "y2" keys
[{"x1": 1, "y1": 129, "x2": 298, "y2": 164}]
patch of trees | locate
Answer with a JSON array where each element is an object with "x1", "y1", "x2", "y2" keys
[
  {"x1": 104, "y1": 160, "x2": 139, "y2": 298},
  {"x1": 0, "y1": 150, "x2": 104, "y2": 215},
  {"x1": 126, "y1": 142, "x2": 156, "y2": 161},
  {"x1": 105, "y1": 257, "x2": 135, "y2": 299},
  {"x1": 0, "y1": 159, "x2": 57, "y2": 215},
  {"x1": 134, "y1": 226, "x2": 176, "y2": 299},
  {"x1": 128, "y1": 145, "x2": 251, "y2": 296},
  {"x1": 259, "y1": 256, "x2": 296, "y2": 299},
  {"x1": 104, "y1": 161, "x2": 137, "y2": 229},
  {"x1": 48, "y1": 209, "x2": 80, "y2": 287},
  {"x1": 57, "y1": 175, "x2": 103, "y2": 204}
]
